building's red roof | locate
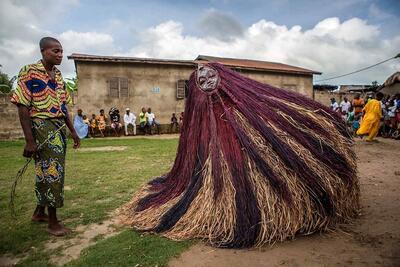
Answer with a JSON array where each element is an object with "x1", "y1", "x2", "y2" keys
[
  {"x1": 68, "y1": 53, "x2": 321, "y2": 75},
  {"x1": 195, "y1": 55, "x2": 321, "y2": 75}
]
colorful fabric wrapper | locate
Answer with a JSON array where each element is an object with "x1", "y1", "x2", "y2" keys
[{"x1": 32, "y1": 118, "x2": 67, "y2": 208}]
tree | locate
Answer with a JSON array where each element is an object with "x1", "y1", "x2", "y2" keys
[
  {"x1": 0, "y1": 70, "x2": 14, "y2": 94},
  {"x1": 64, "y1": 77, "x2": 78, "y2": 93}
]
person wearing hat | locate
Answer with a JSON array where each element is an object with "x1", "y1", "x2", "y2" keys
[
  {"x1": 109, "y1": 107, "x2": 122, "y2": 137},
  {"x1": 124, "y1": 108, "x2": 136, "y2": 136}
]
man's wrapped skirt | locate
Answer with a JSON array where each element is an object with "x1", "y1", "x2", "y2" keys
[
  {"x1": 32, "y1": 118, "x2": 67, "y2": 208},
  {"x1": 120, "y1": 63, "x2": 359, "y2": 248}
]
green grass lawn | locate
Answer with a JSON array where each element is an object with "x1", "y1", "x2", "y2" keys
[{"x1": 0, "y1": 137, "x2": 192, "y2": 266}]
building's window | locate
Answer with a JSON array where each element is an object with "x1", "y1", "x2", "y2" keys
[
  {"x1": 119, "y1": 78, "x2": 129, "y2": 97},
  {"x1": 177, "y1": 80, "x2": 188, "y2": 99},
  {"x1": 108, "y1": 77, "x2": 129, "y2": 98}
]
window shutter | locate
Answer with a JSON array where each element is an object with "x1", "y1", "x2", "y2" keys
[
  {"x1": 120, "y1": 78, "x2": 129, "y2": 97},
  {"x1": 177, "y1": 80, "x2": 186, "y2": 99},
  {"x1": 109, "y1": 77, "x2": 119, "y2": 97}
]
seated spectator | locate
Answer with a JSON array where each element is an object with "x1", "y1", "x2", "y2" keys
[
  {"x1": 89, "y1": 114, "x2": 97, "y2": 137},
  {"x1": 109, "y1": 107, "x2": 122, "y2": 137},
  {"x1": 73, "y1": 109, "x2": 89, "y2": 139},
  {"x1": 96, "y1": 109, "x2": 107, "y2": 137},
  {"x1": 139, "y1": 107, "x2": 147, "y2": 134},
  {"x1": 146, "y1": 107, "x2": 160, "y2": 135},
  {"x1": 82, "y1": 115, "x2": 90, "y2": 138},
  {"x1": 124, "y1": 108, "x2": 136, "y2": 136},
  {"x1": 170, "y1": 113, "x2": 179, "y2": 133}
]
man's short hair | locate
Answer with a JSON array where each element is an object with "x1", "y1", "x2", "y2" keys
[
  {"x1": 39, "y1": 37, "x2": 60, "y2": 51},
  {"x1": 376, "y1": 92, "x2": 384, "y2": 99}
]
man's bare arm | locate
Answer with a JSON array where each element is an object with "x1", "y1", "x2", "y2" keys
[
  {"x1": 17, "y1": 105, "x2": 37, "y2": 157},
  {"x1": 63, "y1": 111, "x2": 80, "y2": 149}
]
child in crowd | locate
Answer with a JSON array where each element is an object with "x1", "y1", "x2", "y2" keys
[
  {"x1": 83, "y1": 115, "x2": 90, "y2": 125},
  {"x1": 352, "y1": 113, "x2": 361, "y2": 137},
  {"x1": 89, "y1": 114, "x2": 97, "y2": 137}
]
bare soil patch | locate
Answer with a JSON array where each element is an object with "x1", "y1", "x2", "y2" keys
[{"x1": 44, "y1": 217, "x2": 121, "y2": 266}]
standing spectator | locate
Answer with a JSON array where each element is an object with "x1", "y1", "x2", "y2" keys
[
  {"x1": 146, "y1": 108, "x2": 160, "y2": 135},
  {"x1": 381, "y1": 102, "x2": 392, "y2": 138},
  {"x1": 96, "y1": 109, "x2": 107, "y2": 137},
  {"x1": 73, "y1": 109, "x2": 89, "y2": 139},
  {"x1": 139, "y1": 107, "x2": 147, "y2": 134},
  {"x1": 352, "y1": 94, "x2": 364, "y2": 117},
  {"x1": 109, "y1": 107, "x2": 122, "y2": 137},
  {"x1": 124, "y1": 108, "x2": 136, "y2": 136},
  {"x1": 330, "y1": 98, "x2": 339, "y2": 112},
  {"x1": 170, "y1": 113, "x2": 179, "y2": 133},
  {"x1": 340, "y1": 97, "x2": 351, "y2": 114}
]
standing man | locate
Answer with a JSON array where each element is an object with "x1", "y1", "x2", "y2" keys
[
  {"x1": 357, "y1": 92, "x2": 384, "y2": 142},
  {"x1": 340, "y1": 97, "x2": 351, "y2": 114},
  {"x1": 330, "y1": 98, "x2": 339, "y2": 112},
  {"x1": 124, "y1": 108, "x2": 136, "y2": 136},
  {"x1": 11, "y1": 37, "x2": 80, "y2": 236}
]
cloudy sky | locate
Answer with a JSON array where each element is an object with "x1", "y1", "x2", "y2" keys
[{"x1": 0, "y1": 0, "x2": 399, "y2": 84}]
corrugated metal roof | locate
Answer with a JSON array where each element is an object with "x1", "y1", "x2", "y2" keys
[
  {"x1": 383, "y1": 72, "x2": 400, "y2": 87},
  {"x1": 195, "y1": 55, "x2": 321, "y2": 75},
  {"x1": 67, "y1": 53, "x2": 194, "y2": 66},
  {"x1": 68, "y1": 53, "x2": 321, "y2": 75}
]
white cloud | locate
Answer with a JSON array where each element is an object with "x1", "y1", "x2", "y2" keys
[
  {"x1": 127, "y1": 17, "x2": 400, "y2": 84},
  {"x1": 0, "y1": 0, "x2": 116, "y2": 78}
]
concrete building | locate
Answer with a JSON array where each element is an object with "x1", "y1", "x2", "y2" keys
[{"x1": 67, "y1": 54, "x2": 320, "y2": 123}]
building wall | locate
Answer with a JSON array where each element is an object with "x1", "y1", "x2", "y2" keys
[
  {"x1": 74, "y1": 62, "x2": 192, "y2": 123},
  {"x1": 239, "y1": 69, "x2": 313, "y2": 98},
  {"x1": 74, "y1": 62, "x2": 314, "y2": 123},
  {"x1": 0, "y1": 93, "x2": 23, "y2": 139}
]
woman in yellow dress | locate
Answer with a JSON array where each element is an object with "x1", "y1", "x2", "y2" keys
[{"x1": 357, "y1": 92, "x2": 384, "y2": 142}]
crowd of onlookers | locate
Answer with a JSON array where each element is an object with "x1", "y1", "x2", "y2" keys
[
  {"x1": 330, "y1": 93, "x2": 400, "y2": 139},
  {"x1": 73, "y1": 107, "x2": 184, "y2": 138}
]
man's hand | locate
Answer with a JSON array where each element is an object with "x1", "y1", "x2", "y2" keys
[
  {"x1": 72, "y1": 132, "x2": 80, "y2": 149},
  {"x1": 23, "y1": 141, "x2": 37, "y2": 158}
]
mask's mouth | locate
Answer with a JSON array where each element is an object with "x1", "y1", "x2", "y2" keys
[{"x1": 196, "y1": 64, "x2": 220, "y2": 93}]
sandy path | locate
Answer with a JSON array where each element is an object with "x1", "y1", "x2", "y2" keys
[{"x1": 169, "y1": 138, "x2": 400, "y2": 267}]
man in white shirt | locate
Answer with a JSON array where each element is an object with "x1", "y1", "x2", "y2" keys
[
  {"x1": 124, "y1": 108, "x2": 136, "y2": 136},
  {"x1": 340, "y1": 97, "x2": 351, "y2": 114},
  {"x1": 146, "y1": 107, "x2": 160, "y2": 134},
  {"x1": 330, "y1": 98, "x2": 339, "y2": 112}
]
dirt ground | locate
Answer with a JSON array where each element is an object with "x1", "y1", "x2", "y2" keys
[{"x1": 170, "y1": 138, "x2": 400, "y2": 267}]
